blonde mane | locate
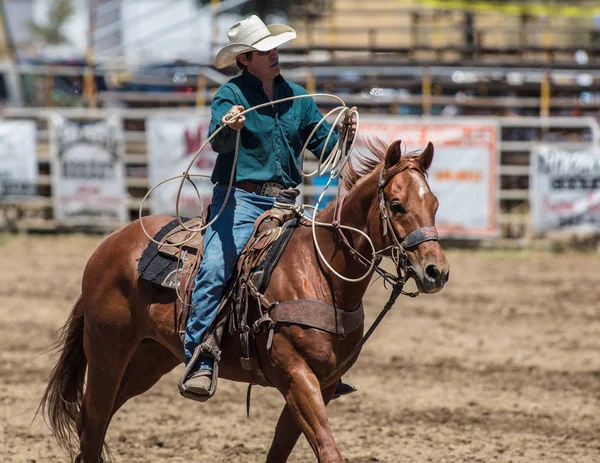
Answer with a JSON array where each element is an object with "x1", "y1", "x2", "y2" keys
[{"x1": 340, "y1": 137, "x2": 427, "y2": 191}]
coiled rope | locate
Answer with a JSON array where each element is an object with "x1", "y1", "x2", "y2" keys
[{"x1": 138, "y1": 93, "x2": 386, "y2": 283}]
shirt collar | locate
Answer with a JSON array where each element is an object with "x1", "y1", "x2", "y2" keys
[{"x1": 242, "y1": 69, "x2": 286, "y2": 90}]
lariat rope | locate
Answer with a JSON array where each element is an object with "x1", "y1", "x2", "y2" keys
[
  {"x1": 137, "y1": 93, "x2": 422, "y2": 305},
  {"x1": 137, "y1": 93, "x2": 391, "y2": 280},
  {"x1": 136, "y1": 93, "x2": 437, "y2": 392},
  {"x1": 138, "y1": 93, "x2": 350, "y2": 244}
]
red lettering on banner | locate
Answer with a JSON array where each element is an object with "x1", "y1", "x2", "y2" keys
[
  {"x1": 77, "y1": 185, "x2": 100, "y2": 196},
  {"x1": 184, "y1": 126, "x2": 213, "y2": 168},
  {"x1": 543, "y1": 196, "x2": 574, "y2": 213}
]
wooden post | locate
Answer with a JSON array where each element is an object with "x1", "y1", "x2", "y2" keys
[
  {"x1": 306, "y1": 67, "x2": 316, "y2": 94},
  {"x1": 433, "y1": 10, "x2": 441, "y2": 60},
  {"x1": 518, "y1": 12, "x2": 529, "y2": 60},
  {"x1": 84, "y1": 0, "x2": 98, "y2": 108},
  {"x1": 540, "y1": 69, "x2": 551, "y2": 118},
  {"x1": 369, "y1": 28, "x2": 376, "y2": 56},
  {"x1": 542, "y1": 16, "x2": 552, "y2": 62},
  {"x1": 411, "y1": 12, "x2": 419, "y2": 47},
  {"x1": 196, "y1": 71, "x2": 206, "y2": 108},
  {"x1": 422, "y1": 67, "x2": 432, "y2": 116},
  {"x1": 463, "y1": 11, "x2": 474, "y2": 59},
  {"x1": 328, "y1": 13, "x2": 337, "y2": 49}
]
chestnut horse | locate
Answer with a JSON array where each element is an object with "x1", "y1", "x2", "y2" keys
[{"x1": 40, "y1": 138, "x2": 449, "y2": 462}]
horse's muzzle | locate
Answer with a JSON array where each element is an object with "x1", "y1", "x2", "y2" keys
[{"x1": 408, "y1": 259, "x2": 449, "y2": 294}]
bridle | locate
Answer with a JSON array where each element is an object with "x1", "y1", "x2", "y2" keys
[
  {"x1": 377, "y1": 167, "x2": 440, "y2": 280},
  {"x1": 332, "y1": 167, "x2": 440, "y2": 296}
]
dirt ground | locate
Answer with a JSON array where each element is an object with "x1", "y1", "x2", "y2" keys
[{"x1": 0, "y1": 233, "x2": 598, "y2": 463}]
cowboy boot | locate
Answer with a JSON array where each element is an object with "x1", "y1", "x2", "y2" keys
[
  {"x1": 179, "y1": 343, "x2": 221, "y2": 402},
  {"x1": 183, "y1": 369, "x2": 213, "y2": 396}
]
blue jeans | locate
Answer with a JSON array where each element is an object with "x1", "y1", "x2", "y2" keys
[{"x1": 184, "y1": 184, "x2": 275, "y2": 371}]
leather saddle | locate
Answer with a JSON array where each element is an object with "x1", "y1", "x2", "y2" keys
[
  {"x1": 137, "y1": 204, "x2": 301, "y2": 342},
  {"x1": 137, "y1": 197, "x2": 364, "y2": 386}
]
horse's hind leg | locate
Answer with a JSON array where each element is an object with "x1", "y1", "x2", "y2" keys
[
  {"x1": 112, "y1": 339, "x2": 180, "y2": 414},
  {"x1": 78, "y1": 322, "x2": 139, "y2": 462},
  {"x1": 79, "y1": 337, "x2": 179, "y2": 462},
  {"x1": 266, "y1": 383, "x2": 337, "y2": 463}
]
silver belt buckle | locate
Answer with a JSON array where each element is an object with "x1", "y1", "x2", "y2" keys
[{"x1": 260, "y1": 182, "x2": 283, "y2": 197}]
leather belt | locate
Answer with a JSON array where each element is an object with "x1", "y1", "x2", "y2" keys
[{"x1": 228, "y1": 181, "x2": 285, "y2": 197}]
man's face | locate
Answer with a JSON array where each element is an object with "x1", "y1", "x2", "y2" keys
[{"x1": 240, "y1": 48, "x2": 280, "y2": 81}]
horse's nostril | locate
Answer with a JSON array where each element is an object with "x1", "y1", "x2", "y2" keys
[{"x1": 425, "y1": 264, "x2": 441, "y2": 281}]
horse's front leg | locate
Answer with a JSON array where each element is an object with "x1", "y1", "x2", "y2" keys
[
  {"x1": 266, "y1": 383, "x2": 337, "y2": 462},
  {"x1": 268, "y1": 330, "x2": 341, "y2": 463}
]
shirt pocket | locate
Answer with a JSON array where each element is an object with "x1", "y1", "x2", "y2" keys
[{"x1": 280, "y1": 112, "x2": 300, "y2": 142}]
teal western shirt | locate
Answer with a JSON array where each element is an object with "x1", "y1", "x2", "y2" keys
[{"x1": 208, "y1": 69, "x2": 339, "y2": 188}]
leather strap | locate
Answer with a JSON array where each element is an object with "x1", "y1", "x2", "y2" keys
[
  {"x1": 269, "y1": 299, "x2": 364, "y2": 335},
  {"x1": 224, "y1": 181, "x2": 285, "y2": 196},
  {"x1": 400, "y1": 225, "x2": 439, "y2": 249}
]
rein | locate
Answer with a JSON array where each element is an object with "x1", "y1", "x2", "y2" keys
[
  {"x1": 321, "y1": 276, "x2": 407, "y2": 387},
  {"x1": 322, "y1": 168, "x2": 440, "y2": 387}
]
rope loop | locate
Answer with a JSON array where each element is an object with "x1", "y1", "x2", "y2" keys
[{"x1": 138, "y1": 93, "x2": 393, "y2": 284}]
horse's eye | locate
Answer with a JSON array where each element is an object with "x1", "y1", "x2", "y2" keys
[{"x1": 390, "y1": 201, "x2": 406, "y2": 214}]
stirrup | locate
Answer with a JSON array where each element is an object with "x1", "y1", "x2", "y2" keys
[{"x1": 178, "y1": 344, "x2": 221, "y2": 402}]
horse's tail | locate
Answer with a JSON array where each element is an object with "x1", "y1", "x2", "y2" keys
[{"x1": 38, "y1": 295, "x2": 87, "y2": 458}]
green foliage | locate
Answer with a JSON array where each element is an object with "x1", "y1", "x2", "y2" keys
[{"x1": 28, "y1": 0, "x2": 74, "y2": 45}]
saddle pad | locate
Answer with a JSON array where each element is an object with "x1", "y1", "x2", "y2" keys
[{"x1": 138, "y1": 218, "x2": 190, "y2": 287}]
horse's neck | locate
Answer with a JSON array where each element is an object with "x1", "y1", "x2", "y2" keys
[{"x1": 315, "y1": 178, "x2": 380, "y2": 309}]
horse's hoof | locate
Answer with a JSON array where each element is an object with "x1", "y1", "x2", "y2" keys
[
  {"x1": 74, "y1": 455, "x2": 104, "y2": 463},
  {"x1": 332, "y1": 379, "x2": 358, "y2": 400}
]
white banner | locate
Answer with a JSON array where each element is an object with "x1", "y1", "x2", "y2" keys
[
  {"x1": 146, "y1": 116, "x2": 216, "y2": 217},
  {"x1": 0, "y1": 120, "x2": 37, "y2": 198},
  {"x1": 357, "y1": 117, "x2": 499, "y2": 238},
  {"x1": 531, "y1": 145, "x2": 600, "y2": 233},
  {"x1": 50, "y1": 115, "x2": 127, "y2": 223}
]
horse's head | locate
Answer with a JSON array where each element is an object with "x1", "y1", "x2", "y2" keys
[{"x1": 375, "y1": 139, "x2": 449, "y2": 293}]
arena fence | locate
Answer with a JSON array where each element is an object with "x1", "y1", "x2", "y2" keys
[{"x1": 0, "y1": 107, "x2": 598, "y2": 240}]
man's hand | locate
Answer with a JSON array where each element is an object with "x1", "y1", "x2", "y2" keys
[
  {"x1": 341, "y1": 106, "x2": 357, "y2": 142},
  {"x1": 222, "y1": 105, "x2": 246, "y2": 130}
]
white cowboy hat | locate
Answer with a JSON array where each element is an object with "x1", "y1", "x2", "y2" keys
[{"x1": 214, "y1": 15, "x2": 297, "y2": 69}]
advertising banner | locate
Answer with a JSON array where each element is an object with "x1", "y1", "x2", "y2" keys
[
  {"x1": 146, "y1": 116, "x2": 216, "y2": 218},
  {"x1": 0, "y1": 120, "x2": 37, "y2": 198},
  {"x1": 356, "y1": 117, "x2": 499, "y2": 238},
  {"x1": 50, "y1": 114, "x2": 127, "y2": 223},
  {"x1": 530, "y1": 145, "x2": 600, "y2": 233}
]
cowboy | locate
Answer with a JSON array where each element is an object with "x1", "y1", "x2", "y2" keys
[{"x1": 180, "y1": 15, "x2": 357, "y2": 400}]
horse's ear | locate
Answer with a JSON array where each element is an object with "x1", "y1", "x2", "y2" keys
[
  {"x1": 385, "y1": 139, "x2": 403, "y2": 169},
  {"x1": 420, "y1": 141, "x2": 434, "y2": 171}
]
